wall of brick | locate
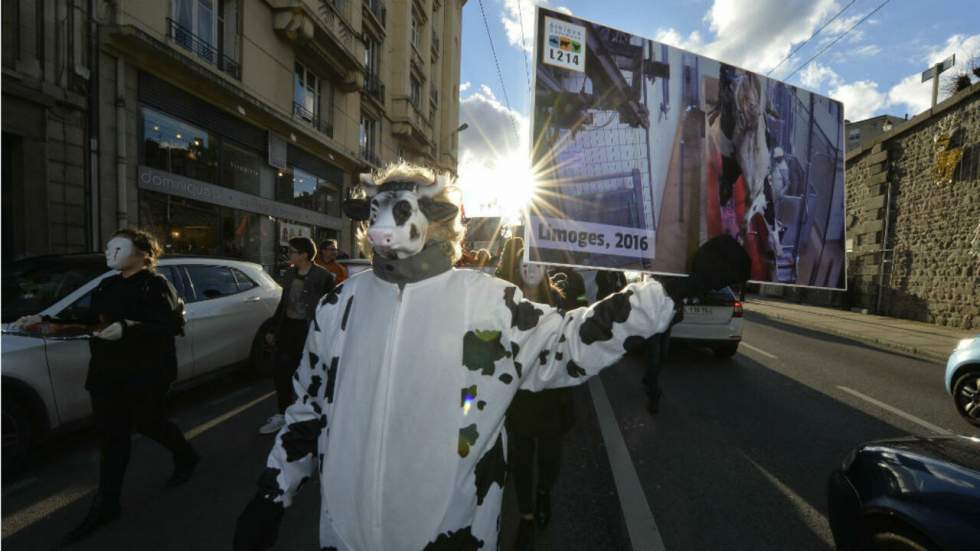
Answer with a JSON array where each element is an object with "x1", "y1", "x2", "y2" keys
[{"x1": 845, "y1": 82, "x2": 980, "y2": 329}]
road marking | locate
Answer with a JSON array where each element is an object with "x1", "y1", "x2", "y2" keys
[
  {"x1": 588, "y1": 377, "x2": 667, "y2": 551},
  {"x1": 836, "y1": 386, "x2": 953, "y2": 435},
  {"x1": 742, "y1": 453, "x2": 834, "y2": 547},
  {"x1": 1, "y1": 391, "x2": 274, "y2": 539},
  {"x1": 741, "y1": 342, "x2": 778, "y2": 359}
]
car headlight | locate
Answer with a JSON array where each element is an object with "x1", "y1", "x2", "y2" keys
[{"x1": 956, "y1": 337, "x2": 976, "y2": 351}]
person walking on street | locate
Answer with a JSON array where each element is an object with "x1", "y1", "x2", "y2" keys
[
  {"x1": 259, "y1": 237, "x2": 335, "y2": 435},
  {"x1": 497, "y1": 238, "x2": 576, "y2": 551},
  {"x1": 12, "y1": 229, "x2": 199, "y2": 544},
  {"x1": 314, "y1": 239, "x2": 348, "y2": 285}
]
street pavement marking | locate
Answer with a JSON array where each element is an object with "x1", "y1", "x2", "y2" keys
[
  {"x1": 741, "y1": 342, "x2": 778, "y2": 359},
  {"x1": 1, "y1": 391, "x2": 275, "y2": 539},
  {"x1": 588, "y1": 377, "x2": 667, "y2": 551},
  {"x1": 836, "y1": 386, "x2": 954, "y2": 436},
  {"x1": 742, "y1": 454, "x2": 834, "y2": 547}
]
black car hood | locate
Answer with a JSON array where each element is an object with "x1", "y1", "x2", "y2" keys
[{"x1": 864, "y1": 435, "x2": 980, "y2": 472}]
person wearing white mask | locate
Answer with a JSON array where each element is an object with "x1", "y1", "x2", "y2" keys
[{"x1": 19, "y1": 228, "x2": 200, "y2": 544}]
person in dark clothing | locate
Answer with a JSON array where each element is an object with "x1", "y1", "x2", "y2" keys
[
  {"x1": 259, "y1": 237, "x2": 335, "y2": 435},
  {"x1": 497, "y1": 238, "x2": 576, "y2": 551},
  {"x1": 594, "y1": 270, "x2": 627, "y2": 301},
  {"x1": 23, "y1": 228, "x2": 198, "y2": 544}
]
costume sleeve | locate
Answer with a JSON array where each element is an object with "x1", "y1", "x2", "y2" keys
[
  {"x1": 503, "y1": 280, "x2": 675, "y2": 392},
  {"x1": 257, "y1": 283, "x2": 345, "y2": 507}
]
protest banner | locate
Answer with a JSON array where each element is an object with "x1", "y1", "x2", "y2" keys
[{"x1": 526, "y1": 7, "x2": 847, "y2": 289}]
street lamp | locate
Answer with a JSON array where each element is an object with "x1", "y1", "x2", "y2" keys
[{"x1": 457, "y1": 123, "x2": 469, "y2": 133}]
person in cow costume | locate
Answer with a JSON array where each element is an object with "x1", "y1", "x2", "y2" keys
[{"x1": 233, "y1": 162, "x2": 750, "y2": 551}]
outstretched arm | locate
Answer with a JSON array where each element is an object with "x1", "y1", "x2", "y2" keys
[{"x1": 504, "y1": 280, "x2": 675, "y2": 392}]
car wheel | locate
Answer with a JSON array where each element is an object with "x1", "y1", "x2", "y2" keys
[
  {"x1": 249, "y1": 319, "x2": 277, "y2": 379},
  {"x1": 2, "y1": 395, "x2": 33, "y2": 475},
  {"x1": 712, "y1": 342, "x2": 739, "y2": 358},
  {"x1": 863, "y1": 522, "x2": 936, "y2": 551},
  {"x1": 952, "y1": 368, "x2": 980, "y2": 427}
]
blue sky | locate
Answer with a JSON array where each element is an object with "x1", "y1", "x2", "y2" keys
[{"x1": 454, "y1": 0, "x2": 979, "y2": 204}]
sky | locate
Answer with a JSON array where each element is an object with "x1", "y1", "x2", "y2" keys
[{"x1": 454, "y1": 0, "x2": 980, "y2": 213}]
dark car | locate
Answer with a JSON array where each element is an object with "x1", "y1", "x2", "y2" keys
[{"x1": 827, "y1": 435, "x2": 980, "y2": 551}]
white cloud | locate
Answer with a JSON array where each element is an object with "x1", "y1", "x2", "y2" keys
[
  {"x1": 829, "y1": 80, "x2": 888, "y2": 120},
  {"x1": 799, "y1": 62, "x2": 842, "y2": 90},
  {"x1": 460, "y1": 81, "x2": 471, "y2": 92},
  {"x1": 501, "y1": 0, "x2": 572, "y2": 53},
  {"x1": 653, "y1": 28, "x2": 705, "y2": 52},
  {"x1": 886, "y1": 74, "x2": 932, "y2": 118},
  {"x1": 886, "y1": 32, "x2": 980, "y2": 117}
]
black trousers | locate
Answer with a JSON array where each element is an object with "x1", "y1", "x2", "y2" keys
[
  {"x1": 642, "y1": 332, "x2": 670, "y2": 403},
  {"x1": 273, "y1": 318, "x2": 310, "y2": 413},
  {"x1": 509, "y1": 432, "x2": 563, "y2": 515},
  {"x1": 90, "y1": 382, "x2": 193, "y2": 506}
]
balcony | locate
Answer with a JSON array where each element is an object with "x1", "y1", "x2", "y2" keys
[
  {"x1": 364, "y1": 0, "x2": 387, "y2": 30},
  {"x1": 167, "y1": 18, "x2": 241, "y2": 80},
  {"x1": 360, "y1": 147, "x2": 382, "y2": 168},
  {"x1": 267, "y1": 0, "x2": 363, "y2": 91},
  {"x1": 392, "y1": 96, "x2": 433, "y2": 153},
  {"x1": 293, "y1": 101, "x2": 334, "y2": 138},
  {"x1": 364, "y1": 73, "x2": 386, "y2": 107},
  {"x1": 430, "y1": 89, "x2": 439, "y2": 107}
]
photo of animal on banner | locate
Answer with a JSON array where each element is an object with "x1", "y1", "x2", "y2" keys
[{"x1": 526, "y1": 7, "x2": 846, "y2": 290}]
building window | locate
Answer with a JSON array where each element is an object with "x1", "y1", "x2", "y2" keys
[
  {"x1": 360, "y1": 115, "x2": 379, "y2": 163},
  {"x1": 171, "y1": 0, "x2": 240, "y2": 78},
  {"x1": 410, "y1": 76, "x2": 422, "y2": 109},
  {"x1": 411, "y1": 8, "x2": 421, "y2": 50},
  {"x1": 364, "y1": 36, "x2": 379, "y2": 76},
  {"x1": 294, "y1": 62, "x2": 332, "y2": 135},
  {"x1": 276, "y1": 166, "x2": 342, "y2": 217},
  {"x1": 142, "y1": 107, "x2": 217, "y2": 184},
  {"x1": 848, "y1": 128, "x2": 861, "y2": 141},
  {"x1": 221, "y1": 140, "x2": 270, "y2": 197}
]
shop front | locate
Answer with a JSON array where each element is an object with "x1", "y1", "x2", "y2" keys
[{"x1": 136, "y1": 77, "x2": 346, "y2": 278}]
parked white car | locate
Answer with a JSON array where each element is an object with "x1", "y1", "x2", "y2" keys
[
  {"x1": 2, "y1": 254, "x2": 281, "y2": 468},
  {"x1": 945, "y1": 335, "x2": 980, "y2": 427}
]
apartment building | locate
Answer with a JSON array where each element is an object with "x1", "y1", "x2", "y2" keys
[{"x1": 2, "y1": 0, "x2": 466, "y2": 267}]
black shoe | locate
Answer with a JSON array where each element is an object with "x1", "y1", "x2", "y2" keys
[
  {"x1": 514, "y1": 517, "x2": 535, "y2": 551},
  {"x1": 62, "y1": 493, "x2": 120, "y2": 545},
  {"x1": 166, "y1": 447, "x2": 201, "y2": 487},
  {"x1": 534, "y1": 490, "x2": 551, "y2": 528}
]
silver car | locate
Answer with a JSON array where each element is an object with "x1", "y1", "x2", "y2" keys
[{"x1": 2, "y1": 254, "x2": 281, "y2": 468}]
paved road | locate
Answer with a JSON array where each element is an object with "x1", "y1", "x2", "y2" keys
[
  {"x1": 3, "y1": 313, "x2": 976, "y2": 550},
  {"x1": 598, "y1": 311, "x2": 980, "y2": 551}
]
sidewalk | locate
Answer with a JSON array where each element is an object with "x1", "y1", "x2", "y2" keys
[{"x1": 744, "y1": 297, "x2": 976, "y2": 363}]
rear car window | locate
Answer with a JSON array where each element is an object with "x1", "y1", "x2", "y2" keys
[
  {"x1": 185, "y1": 265, "x2": 241, "y2": 301},
  {"x1": 231, "y1": 268, "x2": 257, "y2": 291}
]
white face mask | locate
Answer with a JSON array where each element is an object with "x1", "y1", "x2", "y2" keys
[
  {"x1": 521, "y1": 263, "x2": 546, "y2": 287},
  {"x1": 105, "y1": 237, "x2": 135, "y2": 270}
]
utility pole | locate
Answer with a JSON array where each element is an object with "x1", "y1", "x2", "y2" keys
[{"x1": 921, "y1": 54, "x2": 955, "y2": 108}]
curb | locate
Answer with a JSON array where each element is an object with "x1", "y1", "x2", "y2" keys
[{"x1": 744, "y1": 305, "x2": 947, "y2": 364}]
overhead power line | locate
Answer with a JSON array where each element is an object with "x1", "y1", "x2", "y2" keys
[
  {"x1": 515, "y1": 1, "x2": 533, "y2": 95},
  {"x1": 766, "y1": 0, "x2": 859, "y2": 77},
  {"x1": 783, "y1": 0, "x2": 892, "y2": 82},
  {"x1": 476, "y1": 0, "x2": 521, "y2": 142}
]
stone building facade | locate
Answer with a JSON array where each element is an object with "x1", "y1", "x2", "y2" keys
[
  {"x1": 3, "y1": 0, "x2": 467, "y2": 268},
  {"x1": 845, "y1": 82, "x2": 980, "y2": 329}
]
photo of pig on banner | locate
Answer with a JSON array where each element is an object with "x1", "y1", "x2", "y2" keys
[{"x1": 527, "y1": 7, "x2": 847, "y2": 289}]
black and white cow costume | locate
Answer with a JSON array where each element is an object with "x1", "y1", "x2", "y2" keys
[{"x1": 234, "y1": 162, "x2": 749, "y2": 551}]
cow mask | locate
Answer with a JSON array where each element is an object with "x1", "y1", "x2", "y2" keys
[{"x1": 343, "y1": 174, "x2": 459, "y2": 259}]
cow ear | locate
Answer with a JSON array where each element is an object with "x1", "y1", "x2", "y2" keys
[
  {"x1": 343, "y1": 198, "x2": 371, "y2": 221},
  {"x1": 418, "y1": 199, "x2": 459, "y2": 222}
]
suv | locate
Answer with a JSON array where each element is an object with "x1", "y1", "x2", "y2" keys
[
  {"x1": 2, "y1": 254, "x2": 281, "y2": 469},
  {"x1": 665, "y1": 283, "x2": 744, "y2": 357}
]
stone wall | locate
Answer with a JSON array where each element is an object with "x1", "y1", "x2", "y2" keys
[{"x1": 845, "y1": 82, "x2": 980, "y2": 329}]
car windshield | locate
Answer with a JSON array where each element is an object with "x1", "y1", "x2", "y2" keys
[{"x1": 1, "y1": 255, "x2": 108, "y2": 323}]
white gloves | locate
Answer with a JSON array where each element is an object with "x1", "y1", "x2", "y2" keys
[
  {"x1": 92, "y1": 321, "x2": 125, "y2": 341},
  {"x1": 14, "y1": 314, "x2": 43, "y2": 328}
]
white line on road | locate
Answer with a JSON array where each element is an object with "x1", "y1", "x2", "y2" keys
[
  {"x1": 588, "y1": 377, "x2": 667, "y2": 551},
  {"x1": 741, "y1": 342, "x2": 778, "y2": 359},
  {"x1": 836, "y1": 386, "x2": 953, "y2": 435},
  {"x1": 741, "y1": 453, "x2": 834, "y2": 547},
  {"x1": 1, "y1": 391, "x2": 275, "y2": 539}
]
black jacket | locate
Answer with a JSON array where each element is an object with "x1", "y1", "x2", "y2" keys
[
  {"x1": 271, "y1": 264, "x2": 335, "y2": 336},
  {"x1": 85, "y1": 270, "x2": 181, "y2": 390}
]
